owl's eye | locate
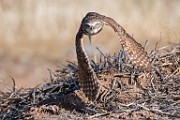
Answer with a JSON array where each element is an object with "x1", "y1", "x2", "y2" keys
[{"x1": 94, "y1": 23, "x2": 101, "y2": 28}]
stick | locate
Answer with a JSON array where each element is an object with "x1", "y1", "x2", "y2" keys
[{"x1": 87, "y1": 112, "x2": 111, "y2": 119}]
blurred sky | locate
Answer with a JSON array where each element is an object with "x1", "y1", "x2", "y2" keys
[{"x1": 0, "y1": 0, "x2": 180, "y2": 90}]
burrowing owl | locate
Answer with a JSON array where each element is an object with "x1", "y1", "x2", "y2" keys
[{"x1": 75, "y1": 12, "x2": 152, "y2": 101}]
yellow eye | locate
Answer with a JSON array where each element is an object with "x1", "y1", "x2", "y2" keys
[{"x1": 95, "y1": 23, "x2": 101, "y2": 28}]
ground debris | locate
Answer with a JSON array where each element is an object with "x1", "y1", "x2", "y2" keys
[{"x1": 0, "y1": 44, "x2": 180, "y2": 120}]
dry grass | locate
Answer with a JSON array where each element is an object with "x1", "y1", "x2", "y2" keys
[{"x1": 0, "y1": 43, "x2": 179, "y2": 119}]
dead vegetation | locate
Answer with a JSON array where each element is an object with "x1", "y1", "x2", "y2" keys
[{"x1": 0, "y1": 43, "x2": 180, "y2": 120}]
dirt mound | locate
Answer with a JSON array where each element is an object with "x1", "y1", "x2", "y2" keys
[{"x1": 0, "y1": 44, "x2": 179, "y2": 120}]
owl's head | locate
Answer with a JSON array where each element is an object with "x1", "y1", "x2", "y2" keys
[{"x1": 81, "y1": 12, "x2": 104, "y2": 36}]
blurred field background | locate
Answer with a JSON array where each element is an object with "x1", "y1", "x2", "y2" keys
[{"x1": 0, "y1": 0, "x2": 180, "y2": 91}]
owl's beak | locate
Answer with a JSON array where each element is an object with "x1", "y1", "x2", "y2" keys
[{"x1": 90, "y1": 26, "x2": 94, "y2": 30}]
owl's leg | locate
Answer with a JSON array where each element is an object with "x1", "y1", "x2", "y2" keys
[{"x1": 88, "y1": 35, "x2": 97, "y2": 63}]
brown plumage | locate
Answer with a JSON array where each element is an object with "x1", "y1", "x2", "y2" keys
[
  {"x1": 85, "y1": 12, "x2": 152, "y2": 71},
  {"x1": 76, "y1": 12, "x2": 152, "y2": 101},
  {"x1": 75, "y1": 20, "x2": 101, "y2": 101}
]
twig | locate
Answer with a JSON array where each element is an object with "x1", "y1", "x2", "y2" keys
[
  {"x1": 10, "y1": 76, "x2": 16, "y2": 92},
  {"x1": 118, "y1": 102, "x2": 135, "y2": 107},
  {"x1": 114, "y1": 73, "x2": 131, "y2": 78},
  {"x1": 150, "y1": 75, "x2": 156, "y2": 91},
  {"x1": 96, "y1": 47, "x2": 106, "y2": 58},
  {"x1": 87, "y1": 112, "x2": 111, "y2": 119},
  {"x1": 111, "y1": 78, "x2": 117, "y2": 89},
  {"x1": 144, "y1": 40, "x2": 149, "y2": 50},
  {"x1": 137, "y1": 104, "x2": 179, "y2": 118},
  {"x1": 48, "y1": 68, "x2": 54, "y2": 83}
]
